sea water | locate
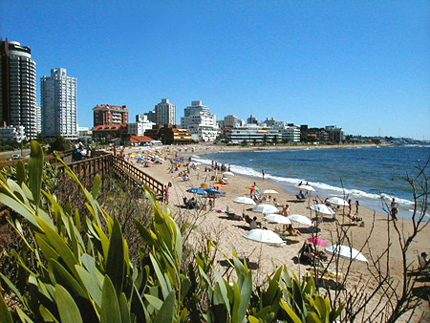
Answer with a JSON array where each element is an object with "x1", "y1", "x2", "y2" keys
[{"x1": 190, "y1": 146, "x2": 430, "y2": 219}]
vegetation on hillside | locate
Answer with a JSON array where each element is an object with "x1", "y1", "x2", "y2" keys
[{"x1": 0, "y1": 141, "x2": 343, "y2": 322}]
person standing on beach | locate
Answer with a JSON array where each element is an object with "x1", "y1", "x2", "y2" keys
[
  {"x1": 348, "y1": 199, "x2": 352, "y2": 216},
  {"x1": 390, "y1": 198, "x2": 398, "y2": 221},
  {"x1": 262, "y1": 169, "x2": 265, "y2": 180},
  {"x1": 355, "y1": 201, "x2": 360, "y2": 216},
  {"x1": 249, "y1": 185, "x2": 255, "y2": 197},
  {"x1": 164, "y1": 182, "x2": 172, "y2": 204}
]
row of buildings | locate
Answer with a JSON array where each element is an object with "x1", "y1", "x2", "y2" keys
[
  {"x1": 0, "y1": 38, "x2": 345, "y2": 146},
  {"x1": 90, "y1": 99, "x2": 344, "y2": 145}
]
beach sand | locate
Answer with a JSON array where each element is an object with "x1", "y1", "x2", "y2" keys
[{"x1": 126, "y1": 144, "x2": 429, "y2": 321}]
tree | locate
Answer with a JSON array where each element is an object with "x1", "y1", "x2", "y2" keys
[{"x1": 49, "y1": 134, "x2": 72, "y2": 152}]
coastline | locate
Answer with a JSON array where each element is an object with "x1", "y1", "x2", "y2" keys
[
  {"x1": 185, "y1": 143, "x2": 420, "y2": 219},
  {"x1": 125, "y1": 143, "x2": 429, "y2": 320}
]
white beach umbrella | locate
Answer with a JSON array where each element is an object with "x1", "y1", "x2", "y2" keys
[
  {"x1": 264, "y1": 214, "x2": 292, "y2": 225},
  {"x1": 310, "y1": 204, "x2": 335, "y2": 215},
  {"x1": 223, "y1": 171, "x2": 235, "y2": 176},
  {"x1": 262, "y1": 189, "x2": 279, "y2": 195},
  {"x1": 233, "y1": 196, "x2": 257, "y2": 206},
  {"x1": 296, "y1": 184, "x2": 315, "y2": 192},
  {"x1": 287, "y1": 214, "x2": 314, "y2": 227},
  {"x1": 326, "y1": 244, "x2": 368, "y2": 263},
  {"x1": 326, "y1": 197, "x2": 349, "y2": 206},
  {"x1": 252, "y1": 204, "x2": 280, "y2": 214},
  {"x1": 243, "y1": 229, "x2": 285, "y2": 245}
]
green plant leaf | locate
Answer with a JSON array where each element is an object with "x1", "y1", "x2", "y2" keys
[
  {"x1": 119, "y1": 292, "x2": 131, "y2": 323},
  {"x1": 35, "y1": 232, "x2": 60, "y2": 262},
  {"x1": 16, "y1": 160, "x2": 26, "y2": 186},
  {"x1": 106, "y1": 219, "x2": 125, "y2": 294},
  {"x1": 75, "y1": 265, "x2": 103, "y2": 307},
  {"x1": 28, "y1": 140, "x2": 44, "y2": 208},
  {"x1": 213, "y1": 269, "x2": 231, "y2": 315},
  {"x1": 153, "y1": 290, "x2": 176, "y2": 323},
  {"x1": 101, "y1": 275, "x2": 121, "y2": 323},
  {"x1": 238, "y1": 271, "x2": 252, "y2": 322},
  {"x1": 150, "y1": 254, "x2": 170, "y2": 299},
  {"x1": 134, "y1": 220, "x2": 155, "y2": 246},
  {"x1": 180, "y1": 276, "x2": 191, "y2": 302},
  {"x1": 16, "y1": 307, "x2": 36, "y2": 323},
  {"x1": 145, "y1": 294, "x2": 164, "y2": 310},
  {"x1": 55, "y1": 284, "x2": 83, "y2": 323},
  {"x1": 36, "y1": 218, "x2": 79, "y2": 277},
  {"x1": 48, "y1": 259, "x2": 87, "y2": 299},
  {"x1": 92, "y1": 175, "x2": 102, "y2": 197},
  {"x1": 39, "y1": 305, "x2": 60, "y2": 322},
  {"x1": 280, "y1": 299, "x2": 303, "y2": 323},
  {"x1": 0, "y1": 193, "x2": 39, "y2": 228}
]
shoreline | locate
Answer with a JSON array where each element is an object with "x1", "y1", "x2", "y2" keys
[
  {"x1": 182, "y1": 143, "x2": 417, "y2": 220},
  {"x1": 124, "y1": 144, "x2": 430, "y2": 320}
]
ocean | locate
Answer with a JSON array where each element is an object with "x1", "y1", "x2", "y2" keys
[{"x1": 190, "y1": 145, "x2": 430, "y2": 219}]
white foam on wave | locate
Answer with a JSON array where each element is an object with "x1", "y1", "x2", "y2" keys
[
  {"x1": 190, "y1": 156, "x2": 213, "y2": 165},
  {"x1": 191, "y1": 154, "x2": 415, "y2": 207}
]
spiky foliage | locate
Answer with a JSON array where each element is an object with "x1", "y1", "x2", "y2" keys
[{"x1": 0, "y1": 141, "x2": 342, "y2": 322}]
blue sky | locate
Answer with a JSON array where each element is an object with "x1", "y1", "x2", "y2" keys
[{"x1": 2, "y1": 1, "x2": 429, "y2": 139}]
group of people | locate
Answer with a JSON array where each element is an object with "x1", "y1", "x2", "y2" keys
[
  {"x1": 211, "y1": 160, "x2": 231, "y2": 172},
  {"x1": 346, "y1": 199, "x2": 362, "y2": 222},
  {"x1": 72, "y1": 144, "x2": 92, "y2": 161},
  {"x1": 298, "y1": 241, "x2": 328, "y2": 265},
  {"x1": 182, "y1": 197, "x2": 199, "y2": 209}
]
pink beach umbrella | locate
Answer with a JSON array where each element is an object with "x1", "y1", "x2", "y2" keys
[{"x1": 307, "y1": 237, "x2": 328, "y2": 247}]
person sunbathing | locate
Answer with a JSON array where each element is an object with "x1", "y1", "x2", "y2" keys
[
  {"x1": 281, "y1": 204, "x2": 290, "y2": 216},
  {"x1": 286, "y1": 224, "x2": 301, "y2": 236},
  {"x1": 250, "y1": 216, "x2": 258, "y2": 229}
]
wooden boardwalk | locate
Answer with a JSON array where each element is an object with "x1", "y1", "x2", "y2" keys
[{"x1": 1, "y1": 152, "x2": 165, "y2": 198}]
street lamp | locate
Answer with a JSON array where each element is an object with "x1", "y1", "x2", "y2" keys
[{"x1": 16, "y1": 126, "x2": 26, "y2": 159}]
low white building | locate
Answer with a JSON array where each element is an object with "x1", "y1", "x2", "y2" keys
[
  {"x1": 77, "y1": 126, "x2": 92, "y2": 138},
  {"x1": 270, "y1": 123, "x2": 301, "y2": 143},
  {"x1": 129, "y1": 115, "x2": 155, "y2": 136},
  {"x1": 181, "y1": 101, "x2": 218, "y2": 142},
  {"x1": 225, "y1": 124, "x2": 281, "y2": 144},
  {"x1": 279, "y1": 125, "x2": 301, "y2": 143}
]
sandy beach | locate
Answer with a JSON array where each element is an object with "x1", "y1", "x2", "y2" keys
[{"x1": 125, "y1": 143, "x2": 429, "y2": 321}]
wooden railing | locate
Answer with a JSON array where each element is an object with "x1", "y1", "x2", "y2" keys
[
  {"x1": 112, "y1": 157, "x2": 165, "y2": 197},
  {"x1": 60, "y1": 154, "x2": 114, "y2": 186},
  {"x1": 1, "y1": 151, "x2": 165, "y2": 198},
  {"x1": 58, "y1": 154, "x2": 165, "y2": 198}
]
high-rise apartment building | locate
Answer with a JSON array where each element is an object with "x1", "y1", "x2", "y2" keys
[
  {"x1": 93, "y1": 104, "x2": 129, "y2": 126},
  {"x1": 0, "y1": 39, "x2": 38, "y2": 139},
  {"x1": 181, "y1": 101, "x2": 218, "y2": 142},
  {"x1": 41, "y1": 68, "x2": 77, "y2": 140},
  {"x1": 154, "y1": 98, "x2": 176, "y2": 125}
]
